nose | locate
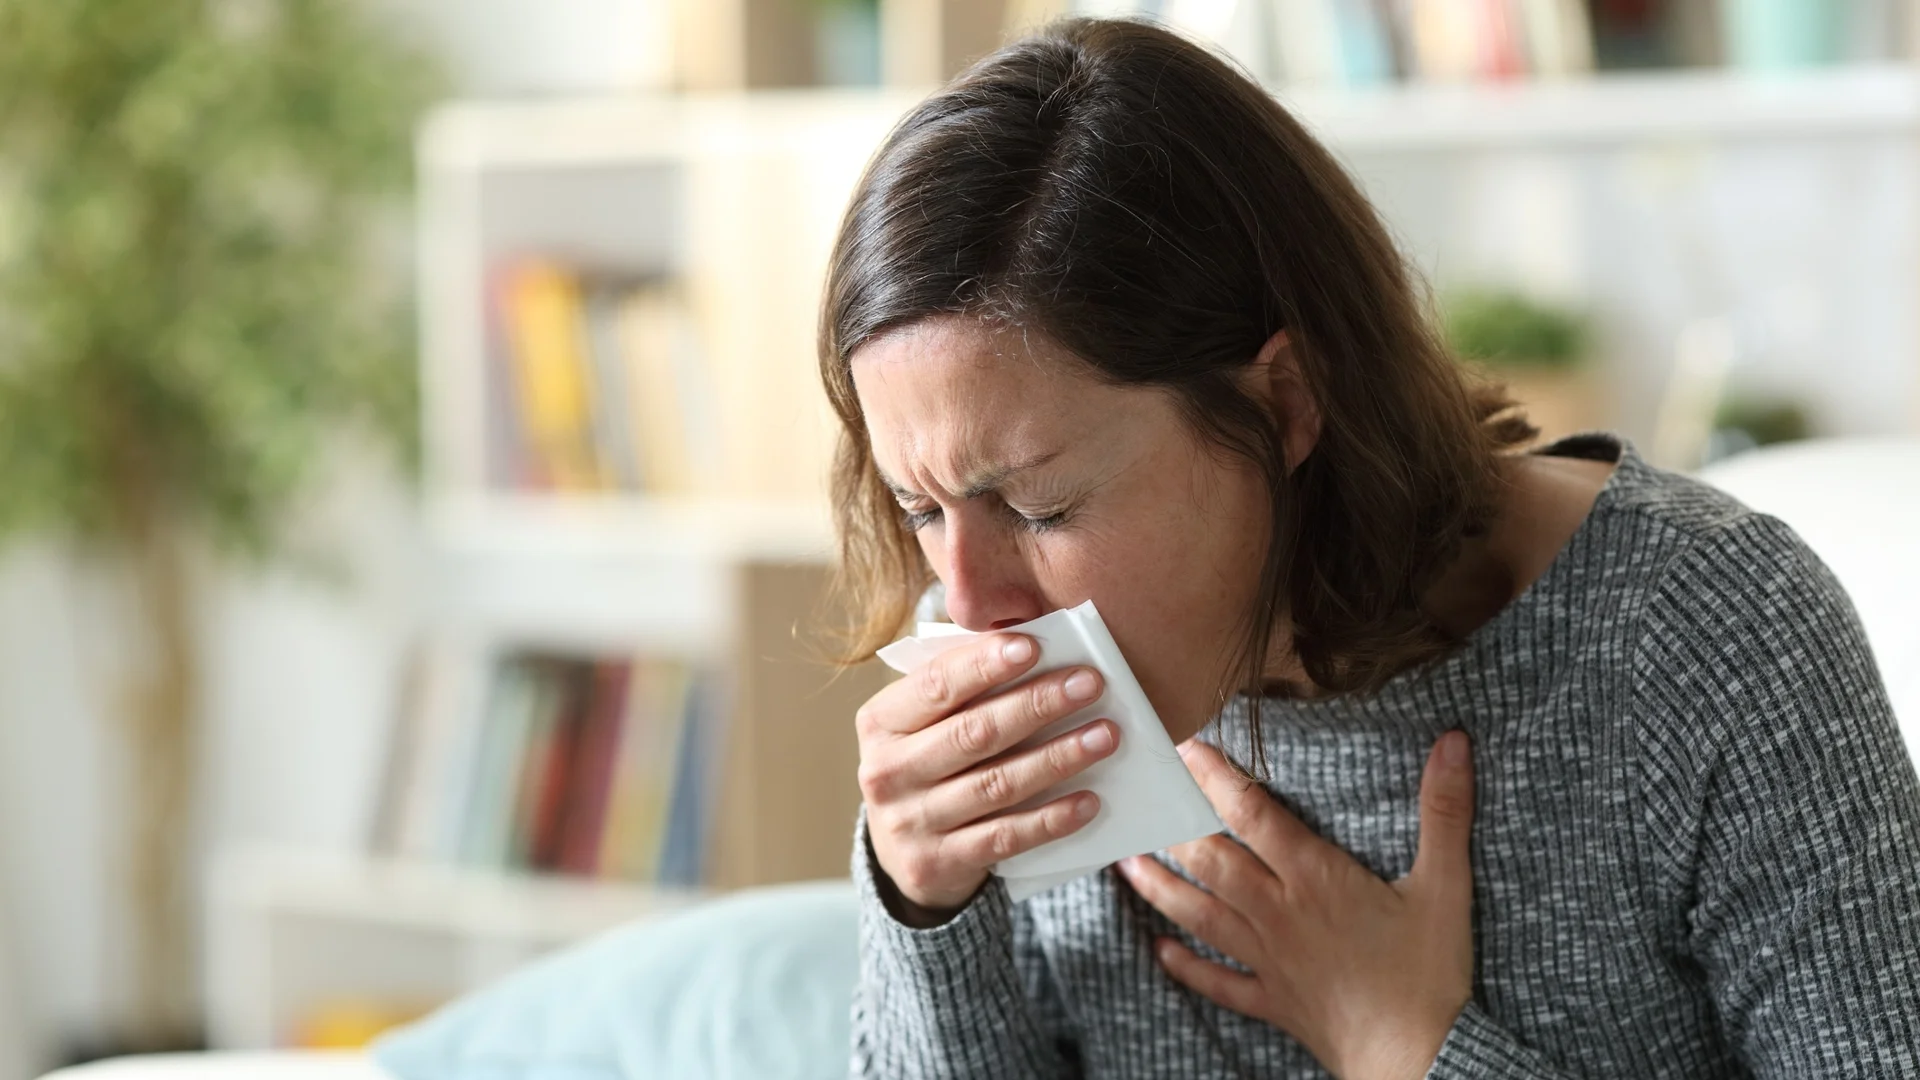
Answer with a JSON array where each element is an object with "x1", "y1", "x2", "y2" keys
[{"x1": 937, "y1": 512, "x2": 1045, "y2": 632}]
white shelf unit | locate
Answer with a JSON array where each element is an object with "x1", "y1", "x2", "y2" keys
[
  {"x1": 1280, "y1": 62, "x2": 1920, "y2": 149},
  {"x1": 426, "y1": 494, "x2": 833, "y2": 655},
  {"x1": 205, "y1": 845, "x2": 708, "y2": 1050},
  {"x1": 417, "y1": 89, "x2": 926, "y2": 517},
  {"x1": 201, "y1": 91, "x2": 909, "y2": 1052},
  {"x1": 419, "y1": 65, "x2": 1920, "y2": 470}
]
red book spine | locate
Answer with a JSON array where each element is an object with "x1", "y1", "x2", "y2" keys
[
  {"x1": 558, "y1": 660, "x2": 633, "y2": 876},
  {"x1": 529, "y1": 662, "x2": 591, "y2": 870}
]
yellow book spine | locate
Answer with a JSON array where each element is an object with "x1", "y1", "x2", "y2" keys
[{"x1": 503, "y1": 262, "x2": 605, "y2": 491}]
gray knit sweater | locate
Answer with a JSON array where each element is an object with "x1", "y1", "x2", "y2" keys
[{"x1": 849, "y1": 434, "x2": 1920, "y2": 1077}]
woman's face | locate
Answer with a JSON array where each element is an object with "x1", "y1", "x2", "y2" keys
[{"x1": 850, "y1": 316, "x2": 1272, "y2": 743}]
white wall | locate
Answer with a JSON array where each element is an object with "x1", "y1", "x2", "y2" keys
[
  {"x1": 0, "y1": 448, "x2": 425, "y2": 1073},
  {"x1": 1345, "y1": 135, "x2": 1920, "y2": 443}
]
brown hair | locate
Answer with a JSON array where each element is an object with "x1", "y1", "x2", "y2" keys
[{"x1": 818, "y1": 17, "x2": 1532, "y2": 751}]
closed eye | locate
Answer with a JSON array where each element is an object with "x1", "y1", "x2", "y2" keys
[
  {"x1": 1008, "y1": 504, "x2": 1068, "y2": 534},
  {"x1": 898, "y1": 502, "x2": 1068, "y2": 535}
]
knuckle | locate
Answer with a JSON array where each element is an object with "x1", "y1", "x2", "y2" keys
[
  {"x1": 1184, "y1": 841, "x2": 1220, "y2": 881},
  {"x1": 1025, "y1": 679, "x2": 1064, "y2": 728},
  {"x1": 916, "y1": 662, "x2": 950, "y2": 708},
  {"x1": 853, "y1": 700, "x2": 881, "y2": 737},
  {"x1": 974, "y1": 766, "x2": 1011, "y2": 809},
  {"x1": 1044, "y1": 733, "x2": 1079, "y2": 778},
  {"x1": 1425, "y1": 786, "x2": 1473, "y2": 825},
  {"x1": 970, "y1": 644, "x2": 999, "y2": 690},
  {"x1": 896, "y1": 850, "x2": 937, "y2": 894},
  {"x1": 1193, "y1": 907, "x2": 1225, "y2": 944},
  {"x1": 856, "y1": 759, "x2": 893, "y2": 801},
  {"x1": 948, "y1": 709, "x2": 993, "y2": 758},
  {"x1": 1049, "y1": 798, "x2": 1083, "y2": 837},
  {"x1": 988, "y1": 819, "x2": 1021, "y2": 861}
]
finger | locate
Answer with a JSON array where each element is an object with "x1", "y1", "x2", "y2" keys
[
  {"x1": 859, "y1": 633, "x2": 1041, "y2": 737},
  {"x1": 896, "y1": 665, "x2": 1104, "y2": 786},
  {"x1": 918, "y1": 719, "x2": 1119, "y2": 832},
  {"x1": 1180, "y1": 741, "x2": 1320, "y2": 871},
  {"x1": 942, "y1": 789, "x2": 1101, "y2": 868},
  {"x1": 1153, "y1": 937, "x2": 1267, "y2": 1018},
  {"x1": 1408, "y1": 729, "x2": 1475, "y2": 905},
  {"x1": 1117, "y1": 854, "x2": 1259, "y2": 966},
  {"x1": 1165, "y1": 835, "x2": 1273, "y2": 909}
]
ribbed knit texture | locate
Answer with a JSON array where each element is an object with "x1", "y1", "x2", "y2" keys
[{"x1": 848, "y1": 434, "x2": 1920, "y2": 1077}]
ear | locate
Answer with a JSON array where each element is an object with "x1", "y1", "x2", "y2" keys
[{"x1": 1253, "y1": 329, "x2": 1322, "y2": 472}]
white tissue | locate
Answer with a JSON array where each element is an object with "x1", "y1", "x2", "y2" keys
[{"x1": 876, "y1": 600, "x2": 1223, "y2": 901}]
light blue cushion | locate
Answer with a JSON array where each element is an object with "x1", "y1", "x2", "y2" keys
[{"x1": 372, "y1": 879, "x2": 858, "y2": 1080}]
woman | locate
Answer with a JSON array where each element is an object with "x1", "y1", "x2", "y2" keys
[{"x1": 818, "y1": 18, "x2": 1920, "y2": 1079}]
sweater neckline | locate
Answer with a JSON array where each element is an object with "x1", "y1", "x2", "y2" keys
[{"x1": 1234, "y1": 432, "x2": 1636, "y2": 735}]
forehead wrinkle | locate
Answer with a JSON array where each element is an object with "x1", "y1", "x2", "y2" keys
[
  {"x1": 857, "y1": 315, "x2": 1083, "y2": 501},
  {"x1": 883, "y1": 416, "x2": 1062, "y2": 502}
]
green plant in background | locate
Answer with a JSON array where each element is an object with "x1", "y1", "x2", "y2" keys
[
  {"x1": 1714, "y1": 395, "x2": 1814, "y2": 450},
  {"x1": 1442, "y1": 287, "x2": 1590, "y2": 370},
  {"x1": 0, "y1": 0, "x2": 435, "y2": 1047}
]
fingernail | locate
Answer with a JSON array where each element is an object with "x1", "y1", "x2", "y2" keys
[
  {"x1": 1002, "y1": 636, "x2": 1033, "y2": 663},
  {"x1": 1064, "y1": 670, "x2": 1100, "y2": 702},
  {"x1": 1442, "y1": 730, "x2": 1470, "y2": 767},
  {"x1": 1074, "y1": 794, "x2": 1099, "y2": 821},
  {"x1": 1176, "y1": 740, "x2": 1196, "y2": 759},
  {"x1": 1080, "y1": 723, "x2": 1113, "y2": 754}
]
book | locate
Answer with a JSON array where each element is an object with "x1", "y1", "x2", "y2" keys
[
  {"x1": 524, "y1": 660, "x2": 594, "y2": 870},
  {"x1": 614, "y1": 286, "x2": 698, "y2": 494},
  {"x1": 656, "y1": 670, "x2": 728, "y2": 887},
  {"x1": 580, "y1": 280, "x2": 643, "y2": 491},
  {"x1": 459, "y1": 657, "x2": 553, "y2": 868},
  {"x1": 374, "y1": 645, "x2": 738, "y2": 885},
  {"x1": 1516, "y1": 0, "x2": 1596, "y2": 78},
  {"x1": 557, "y1": 661, "x2": 634, "y2": 875},
  {"x1": 498, "y1": 261, "x2": 605, "y2": 492}
]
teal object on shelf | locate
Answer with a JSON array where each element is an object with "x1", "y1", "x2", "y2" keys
[{"x1": 1725, "y1": 0, "x2": 1848, "y2": 71}]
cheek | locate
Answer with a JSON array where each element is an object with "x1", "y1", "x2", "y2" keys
[{"x1": 1086, "y1": 478, "x2": 1271, "y2": 739}]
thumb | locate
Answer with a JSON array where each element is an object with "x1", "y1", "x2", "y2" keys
[{"x1": 1409, "y1": 729, "x2": 1476, "y2": 903}]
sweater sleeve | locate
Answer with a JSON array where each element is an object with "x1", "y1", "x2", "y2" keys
[
  {"x1": 1424, "y1": 1002, "x2": 1582, "y2": 1078},
  {"x1": 1630, "y1": 515, "x2": 1920, "y2": 1074},
  {"x1": 848, "y1": 807, "x2": 1080, "y2": 1079}
]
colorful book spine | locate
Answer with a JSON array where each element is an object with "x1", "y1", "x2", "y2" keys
[
  {"x1": 498, "y1": 261, "x2": 605, "y2": 492},
  {"x1": 657, "y1": 670, "x2": 728, "y2": 887},
  {"x1": 525, "y1": 661, "x2": 592, "y2": 870},
  {"x1": 458, "y1": 658, "x2": 547, "y2": 868},
  {"x1": 558, "y1": 661, "x2": 634, "y2": 876},
  {"x1": 383, "y1": 647, "x2": 729, "y2": 885}
]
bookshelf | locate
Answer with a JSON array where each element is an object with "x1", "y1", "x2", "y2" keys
[{"x1": 669, "y1": 0, "x2": 1036, "y2": 90}]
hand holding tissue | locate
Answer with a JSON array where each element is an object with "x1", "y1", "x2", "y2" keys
[{"x1": 876, "y1": 601, "x2": 1223, "y2": 901}]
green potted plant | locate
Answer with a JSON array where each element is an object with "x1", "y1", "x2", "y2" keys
[
  {"x1": 1442, "y1": 287, "x2": 1607, "y2": 441},
  {"x1": 0, "y1": 0, "x2": 434, "y2": 1050}
]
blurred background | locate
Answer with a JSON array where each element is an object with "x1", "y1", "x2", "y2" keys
[{"x1": 1, "y1": 0, "x2": 1918, "y2": 1075}]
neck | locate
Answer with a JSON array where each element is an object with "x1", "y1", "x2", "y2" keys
[{"x1": 1259, "y1": 450, "x2": 1611, "y2": 696}]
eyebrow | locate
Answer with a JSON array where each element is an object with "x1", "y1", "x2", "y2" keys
[{"x1": 878, "y1": 450, "x2": 1063, "y2": 502}]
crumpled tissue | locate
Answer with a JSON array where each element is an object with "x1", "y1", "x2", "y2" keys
[{"x1": 876, "y1": 600, "x2": 1222, "y2": 901}]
